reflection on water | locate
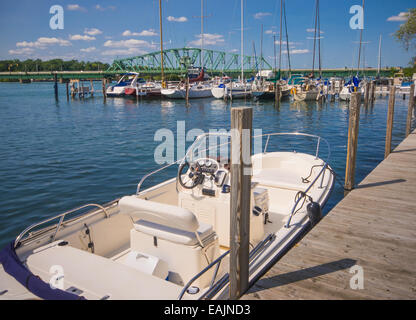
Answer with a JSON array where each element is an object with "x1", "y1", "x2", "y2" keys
[{"x1": 0, "y1": 82, "x2": 413, "y2": 247}]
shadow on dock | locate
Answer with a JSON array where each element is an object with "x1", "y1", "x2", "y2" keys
[
  {"x1": 248, "y1": 258, "x2": 356, "y2": 294},
  {"x1": 355, "y1": 179, "x2": 406, "y2": 189}
]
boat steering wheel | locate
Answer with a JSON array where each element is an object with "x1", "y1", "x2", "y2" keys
[{"x1": 178, "y1": 158, "x2": 220, "y2": 189}]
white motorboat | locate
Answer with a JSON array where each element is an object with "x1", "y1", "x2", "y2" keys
[
  {"x1": 292, "y1": 80, "x2": 321, "y2": 101},
  {"x1": 211, "y1": 81, "x2": 251, "y2": 99},
  {"x1": 161, "y1": 82, "x2": 213, "y2": 99},
  {"x1": 0, "y1": 132, "x2": 334, "y2": 300},
  {"x1": 106, "y1": 73, "x2": 140, "y2": 97}
]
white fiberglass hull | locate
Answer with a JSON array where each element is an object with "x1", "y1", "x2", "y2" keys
[
  {"x1": 162, "y1": 86, "x2": 213, "y2": 99},
  {"x1": 1, "y1": 135, "x2": 334, "y2": 300}
]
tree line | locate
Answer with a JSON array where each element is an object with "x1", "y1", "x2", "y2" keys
[{"x1": 0, "y1": 59, "x2": 110, "y2": 72}]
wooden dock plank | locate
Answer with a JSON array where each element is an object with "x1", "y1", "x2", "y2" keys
[{"x1": 243, "y1": 131, "x2": 416, "y2": 300}]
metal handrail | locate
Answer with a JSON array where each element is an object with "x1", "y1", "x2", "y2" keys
[
  {"x1": 14, "y1": 203, "x2": 110, "y2": 249},
  {"x1": 136, "y1": 132, "x2": 331, "y2": 195},
  {"x1": 285, "y1": 163, "x2": 329, "y2": 228},
  {"x1": 178, "y1": 234, "x2": 275, "y2": 300}
]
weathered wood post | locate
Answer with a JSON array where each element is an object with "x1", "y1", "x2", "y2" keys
[
  {"x1": 364, "y1": 82, "x2": 370, "y2": 107},
  {"x1": 65, "y1": 82, "x2": 69, "y2": 101},
  {"x1": 53, "y1": 73, "x2": 58, "y2": 101},
  {"x1": 102, "y1": 78, "x2": 107, "y2": 101},
  {"x1": 185, "y1": 77, "x2": 190, "y2": 105},
  {"x1": 230, "y1": 107, "x2": 252, "y2": 300},
  {"x1": 385, "y1": 86, "x2": 396, "y2": 158},
  {"x1": 344, "y1": 92, "x2": 361, "y2": 191},
  {"x1": 90, "y1": 80, "x2": 94, "y2": 97},
  {"x1": 405, "y1": 84, "x2": 415, "y2": 138},
  {"x1": 230, "y1": 81, "x2": 233, "y2": 102},
  {"x1": 275, "y1": 83, "x2": 280, "y2": 108}
]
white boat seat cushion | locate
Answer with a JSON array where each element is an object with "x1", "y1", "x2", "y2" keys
[
  {"x1": 119, "y1": 196, "x2": 199, "y2": 233},
  {"x1": 252, "y1": 168, "x2": 310, "y2": 190},
  {"x1": 134, "y1": 220, "x2": 213, "y2": 246}
]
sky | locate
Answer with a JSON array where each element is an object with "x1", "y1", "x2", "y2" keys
[{"x1": 0, "y1": 0, "x2": 414, "y2": 69}]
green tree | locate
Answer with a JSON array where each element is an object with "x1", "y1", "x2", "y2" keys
[{"x1": 395, "y1": 8, "x2": 416, "y2": 52}]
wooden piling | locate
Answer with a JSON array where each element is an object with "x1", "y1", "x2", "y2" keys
[
  {"x1": 54, "y1": 74, "x2": 58, "y2": 101},
  {"x1": 364, "y1": 82, "x2": 370, "y2": 107},
  {"x1": 230, "y1": 107, "x2": 252, "y2": 300},
  {"x1": 385, "y1": 86, "x2": 396, "y2": 158},
  {"x1": 230, "y1": 81, "x2": 233, "y2": 102},
  {"x1": 66, "y1": 82, "x2": 69, "y2": 101},
  {"x1": 344, "y1": 92, "x2": 361, "y2": 191},
  {"x1": 185, "y1": 77, "x2": 189, "y2": 105},
  {"x1": 405, "y1": 84, "x2": 415, "y2": 138},
  {"x1": 102, "y1": 79, "x2": 107, "y2": 101},
  {"x1": 275, "y1": 83, "x2": 280, "y2": 107}
]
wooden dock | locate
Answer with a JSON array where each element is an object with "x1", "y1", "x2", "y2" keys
[{"x1": 243, "y1": 129, "x2": 416, "y2": 300}]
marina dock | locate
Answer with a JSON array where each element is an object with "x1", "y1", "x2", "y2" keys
[{"x1": 243, "y1": 129, "x2": 416, "y2": 300}]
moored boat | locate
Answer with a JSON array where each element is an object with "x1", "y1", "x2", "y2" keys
[{"x1": 0, "y1": 131, "x2": 334, "y2": 300}]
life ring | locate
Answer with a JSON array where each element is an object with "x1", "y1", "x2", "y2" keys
[{"x1": 290, "y1": 87, "x2": 297, "y2": 95}]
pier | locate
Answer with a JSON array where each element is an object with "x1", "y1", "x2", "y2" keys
[{"x1": 242, "y1": 129, "x2": 416, "y2": 300}]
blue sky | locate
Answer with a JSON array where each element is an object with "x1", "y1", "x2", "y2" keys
[{"x1": 0, "y1": 0, "x2": 414, "y2": 68}]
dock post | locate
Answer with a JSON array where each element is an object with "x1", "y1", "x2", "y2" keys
[
  {"x1": 364, "y1": 82, "x2": 370, "y2": 107},
  {"x1": 230, "y1": 107, "x2": 252, "y2": 300},
  {"x1": 90, "y1": 80, "x2": 94, "y2": 97},
  {"x1": 66, "y1": 82, "x2": 69, "y2": 101},
  {"x1": 102, "y1": 79, "x2": 107, "y2": 101},
  {"x1": 230, "y1": 81, "x2": 233, "y2": 102},
  {"x1": 185, "y1": 77, "x2": 189, "y2": 105},
  {"x1": 385, "y1": 86, "x2": 396, "y2": 158},
  {"x1": 275, "y1": 83, "x2": 280, "y2": 108},
  {"x1": 344, "y1": 92, "x2": 361, "y2": 191},
  {"x1": 405, "y1": 84, "x2": 415, "y2": 138},
  {"x1": 54, "y1": 73, "x2": 58, "y2": 101}
]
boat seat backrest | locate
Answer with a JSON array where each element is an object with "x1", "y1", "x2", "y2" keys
[{"x1": 118, "y1": 196, "x2": 199, "y2": 233}]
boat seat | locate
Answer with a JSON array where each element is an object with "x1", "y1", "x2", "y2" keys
[
  {"x1": 26, "y1": 244, "x2": 183, "y2": 300},
  {"x1": 252, "y1": 168, "x2": 312, "y2": 191},
  {"x1": 134, "y1": 220, "x2": 214, "y2": 246}
]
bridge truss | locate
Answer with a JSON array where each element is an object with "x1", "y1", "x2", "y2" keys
[{"x1": 107, "y1": 47, "x2": 272, "y2": 76}]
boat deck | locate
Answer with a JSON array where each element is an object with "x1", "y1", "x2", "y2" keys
[{"x1": 242, "y1": 129, "x2": 416, "y2": 300}]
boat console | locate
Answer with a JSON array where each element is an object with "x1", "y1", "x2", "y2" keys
[{"x1": 177, "y1": 157, "x2": 267, "y2": 248}]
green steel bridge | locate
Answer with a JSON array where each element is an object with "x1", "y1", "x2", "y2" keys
[{"x1": 0, "y1": 48, "x2": 393, "y2": 81}]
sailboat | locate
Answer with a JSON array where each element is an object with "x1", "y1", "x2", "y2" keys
[
  {"x1": 339, "y1": 0, "x2": 366, "y2": 102},
  {"x1": 162, "y1": 0, "x2": 213, "y2": 100},
  {"x1": 0, "y1": 130, "x2": 334, "y2": 300},
  {"x1": 252, "y1": 0, "x2": 291, "y2": 100},
  {"x1": 211, "y1": 0, "x2": 251, "y2": 100},
  {"x1": 292, "y1": 0, "x2": 322, "y2": 102}
]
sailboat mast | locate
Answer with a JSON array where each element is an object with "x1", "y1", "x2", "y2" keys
[
  {"x1": 241, "y1": 0, "x2": 244, "y2": 81},
  {"x1": 159, "y1": 0, "x2": 165, "y2": 88},
  {"x1": 278, "y1": 0, "x2": 283, "y2": 80},
  {"x1": 283, "y1": 0, "x2": 291, "y2": 76},
  {"x1": 260, "y1": 24, "x2": 263, "y2": 80},
  {"x1": 357, "y1": 0, "x2": 365, "y2": 76},
  {"x1": 201, "y1": 0, "x2": 204, "y2": 70},
  {"x1": 377, "y1": 35, "x2": 382, "y2": 76}
]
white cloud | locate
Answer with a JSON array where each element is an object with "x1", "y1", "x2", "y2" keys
[
  {"x1": 16, "y1": 37, "x2": 71, "y2": 48},
  {"x1": 101, "y1": 48, "x2": 148, "y2": 56},
  {"x1": 284, "y1": 49, "x2": 309, "y2": 54},
  {"x1": 69, "y1": 34, "x2": 96, "y2": 41},
  {"x1": 84, "y1": 28, "x2": 102, "y2": 36},
  {"x1": 95, "y1": 5, "x2": 116, "y2": 11},
  {"x1": 265, "y1": 30, "x2": 276, "y2": 35},
  {"x1": 274, "y1": 41, "x2": 302, "y2": 46},
  {"x1": 103, "y1": 39, "x2": 155, "y2": 49},
  {"x1": 138, "y1": 29, "x2": 158, "y2": 36},
  {"x1": 122, "y1": 29, "x2": 158, "y2": 37},
  {"x1": 254, "y1": 12, "x2": 272, "y2": 19},
  {"x1": 306, "y1": 28, "x2": 324, "y2": 34},
  {"x1": 9, "y1": 48, "x2": 34, "y2": 55},
  {"x1": 189, "y1": 33, "x2": 225, "y2": 46},
  {"x1": 387, "y1": 12, "x2": 409, "y2": 22},
  {"x1": 67, "y1": 4, "x2": 87, "y2": 12},
  {"x1": 230, "y1": 49, "x2": 239, "y2": 53},
  {"x1": 167, "y1": 16, "x2": 188, "y2": 22},
  {"x1": 80, "y1": 47, "x2": 96, "y2": 53}
]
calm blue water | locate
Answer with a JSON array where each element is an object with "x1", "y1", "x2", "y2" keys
[{"x1": 0, "y1": 82, "x2": 413, "y2": 248}]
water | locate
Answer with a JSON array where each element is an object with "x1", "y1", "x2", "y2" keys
[{"x1": 0, "y1": 82, "x2": 413, "y2": 248}]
